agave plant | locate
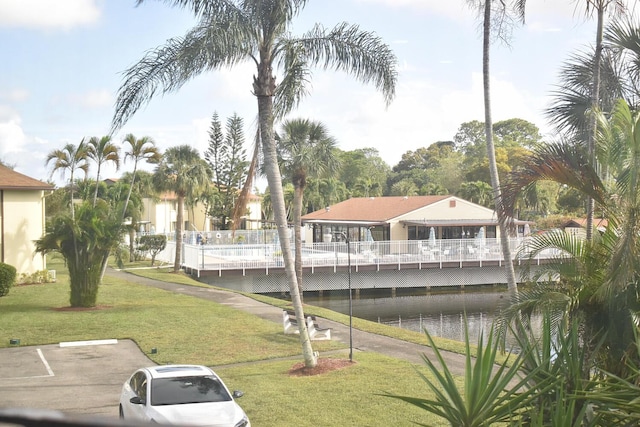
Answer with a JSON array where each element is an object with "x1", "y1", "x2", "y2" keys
[{"x1": 385, "y1": 319, "x2": 551, "y2": 426}]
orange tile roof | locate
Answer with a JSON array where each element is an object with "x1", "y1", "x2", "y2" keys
[
  {"x1": 0, "y1": 165, "x2": 53, "y2": 190},
  {"x1": 302, "y1": 195, "x2": 451, "y2": 222},
  {"x1": 563, "y1": 218, "x2": 608, "y2": 229}
]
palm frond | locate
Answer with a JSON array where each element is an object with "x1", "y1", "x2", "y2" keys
[
  {"x1": 294, "y1": 22, "x2": 397, "y2": 106},
  {"x1": 501, "y1": 141, "x2": 609, "y2": 220},
  {"x1": 273, "y1": 38, "x2": 311, "y2": 119},
  {"x1": 111, "y1": 9, "x2": 253, "y2": 133}
]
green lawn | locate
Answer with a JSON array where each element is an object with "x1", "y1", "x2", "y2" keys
[{"x1": 0, "y1": 257, "x2": 450, "y2": 426}]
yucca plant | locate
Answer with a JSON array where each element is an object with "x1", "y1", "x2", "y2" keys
[
  {"x1": 511, "y1": 313, "x2": 600, "y2": 426},
  {"x1": 385, "y1": 320, "x2": 552, "y2": 426},
  {"x1": 583, "y1": 324, "x2": 640, "y2": 425}
]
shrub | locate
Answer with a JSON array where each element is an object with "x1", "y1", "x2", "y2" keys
[
  {"x1": 0, "y1": 262, "x2": 17, "y2": 297},
  {"x1": 138, "y1": 234, "x2": 167, "y2": 266},
  {"x1": 18, "y1": 270, "x2": 55, "y2": 285}
]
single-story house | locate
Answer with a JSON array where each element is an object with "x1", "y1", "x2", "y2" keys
[
  {"x1": 561, "y1": 218, "x2": 608, "y2": 237},
  {"x1": 301, "y1": 195, "x2": 528, "y2": 243},
  {"x1": 0, "y1": 165, "x2": 53, "y2": 275}
]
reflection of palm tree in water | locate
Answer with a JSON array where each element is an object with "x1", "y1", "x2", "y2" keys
[{"x1": 174, "y1": 376, "x2": 226, "y2": 400}]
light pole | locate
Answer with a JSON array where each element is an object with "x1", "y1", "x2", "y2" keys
[{"x1": 342, "y1": 231, "x2": 353, "y2": 361}]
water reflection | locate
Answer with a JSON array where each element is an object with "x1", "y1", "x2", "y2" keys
[{"x1": 303, "y1": 287, "x2": 510, "y2": 343}]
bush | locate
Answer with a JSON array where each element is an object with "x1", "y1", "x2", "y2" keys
[
  {"x1": 0, "y1": 263, "x2": 17, "y2": 297},
  {"x1": 18, "y1": 270, "x2": 55, "y2": 285},
  {"x1": 138, "y1": 234, "x2": 167, "y2": 266}
]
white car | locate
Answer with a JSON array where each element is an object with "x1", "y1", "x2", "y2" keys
[{"x1": 119, "y1": 364, "x2": 250, "y2": 427}]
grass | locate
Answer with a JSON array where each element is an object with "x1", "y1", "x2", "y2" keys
[
  {"x1": 0, "y1": 257, "x2": 452, "y2": 426},
  {"x1": 128, "y1": 265, "x2": 470, "y2": 355}
]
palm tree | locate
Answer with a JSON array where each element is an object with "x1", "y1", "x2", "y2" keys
[
  {"x1": 46, "y1": 140, "x2": 89, "y2": 221},
  {"x1": 276, "y1": 118, "x2": 340, "y2": 297},
  {"x1": 121, "y1": 134, "x2": 161, "y2": 220},
  {"x1": 582, "y1": 1, "x2": 627, "y2": 241},
  {"x1": 87, "y1": 135, "x2": 120, "y2": 206},
  {"x1": 501, "y1": 99, "x2": 640, "y2": 377},
  {"x1": 108, "y1": 170, "x2": 156, "y2": 262},
  {"x1": 35, "y1": 200, "x2": 123, "y2": 307},
  {"x1": 544, "y1": 1, "x2": 627, "y2": 240},
  {"x1": 153, "y1": 145, "x2": 212, "y2": 272},
  {"x1": 110, "y1": 0, "x2": 397, "y2": 368},
  {"x1": 466, "y1": 0, "x2": 527, "y2": 297}
]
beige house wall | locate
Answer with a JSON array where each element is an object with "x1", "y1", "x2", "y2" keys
[
  {"x1": 391, "y1": 196, "x2": 499, "y2": 240},
  {"x1": 244, "y1": 198, "x2": 262, "y2": 230},
  {"x1": 142, "y1": 197, "x2": 177, "y2": 234},
  {"x1": 3, "y1": 190, "x2": 47, "y2": 275},
  {"x1": 397, "y1": 197, "x2": 496, "y2": 221},
  {"x1": 143, "y1": 195, "x2": 263, "y2": 234}
]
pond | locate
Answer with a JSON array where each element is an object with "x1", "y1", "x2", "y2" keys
[{"x1": 302, "y1": 286, "x2": 512, "y2": 343}]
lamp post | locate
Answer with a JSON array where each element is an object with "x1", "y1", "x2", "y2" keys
[{"x1": 342, "y1": 231, "x2": 354, "y2": 361}]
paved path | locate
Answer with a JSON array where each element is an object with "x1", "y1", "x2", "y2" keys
[{"x1": 107, "y1": 268, "x2": 467, "y2": 374}]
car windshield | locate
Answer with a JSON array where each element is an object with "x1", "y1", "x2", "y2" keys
[{"x1": 150, "y1": 375, "x2": 232, "y2": 406}]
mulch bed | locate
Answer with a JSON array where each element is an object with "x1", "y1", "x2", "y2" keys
[{"x1": 289, "y1": 357, "x2": 356, "y2": 376}]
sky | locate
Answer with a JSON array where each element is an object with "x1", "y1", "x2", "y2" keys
[{"x1": 1, "y1": 0, "x2": 637, "y2": 187}]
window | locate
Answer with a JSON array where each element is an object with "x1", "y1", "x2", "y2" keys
[
  {"x1": 131, "y1": 372, "x2": 148, "y2": 401},
  {"x1": 151, "y1": 376, "x2": 232, "y2": 406}
]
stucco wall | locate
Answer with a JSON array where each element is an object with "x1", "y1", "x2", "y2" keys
[
  {"x1": 3, "y1": 190, "x2": 46, "y2": 275},
  {"x1": 398, "y1": 197, "x2": 495, "y2": 221}
]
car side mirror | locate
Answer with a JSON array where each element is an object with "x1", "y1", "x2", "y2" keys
[
  {"x1": 130, "y1": 396, "x2": 146, "y2": 405},
  {"x1": 232, "y1": 391, "x2": 244, "y2": 399}
]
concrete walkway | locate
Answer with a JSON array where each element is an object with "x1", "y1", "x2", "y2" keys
[{"x1": 107, "y1": 268, "x2": 468, "y2": 374}]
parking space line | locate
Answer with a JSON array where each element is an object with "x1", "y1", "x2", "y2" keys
[
  {"x1": 37, "y1": 348, "x2": 55, "y2": 377},
  {"x1": 3, "y1": 348, "x2": 55, "y2": 380}
]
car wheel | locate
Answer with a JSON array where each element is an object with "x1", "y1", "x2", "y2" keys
[{"x1": 119, "y1": 405, "x2": 124, "y2": 419}]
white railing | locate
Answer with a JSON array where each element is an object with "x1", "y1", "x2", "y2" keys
[{"x1": 153, "y1": 238, "x2": 559, "y2": 274}]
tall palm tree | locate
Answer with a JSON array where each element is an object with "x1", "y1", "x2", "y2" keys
[
  {"x1": 467, "y1": 0, "x2": 527, "y2": 297},
  {"x1": 276, "y1": 118, "x2": 340, "y2": 297},
  {"x1": 46, "y1": 140, "x2": 89, "y2": 220},
  {"x1": 87, "y1": 135, "x2": 120, "y2": 207},
  {"x1": 545, "y1": 1, "x2": 627, "y2": 239},
  {"x1": 111, "y1": 0, "x2": 397, "y2": 368},
  {"x1": 153, "y1": 145, "x2": 212, "y2": 272},
  {"x1": 580, "y1": 0, "x2": 627, "y2": 240},
  {"x1": 501, "y1": 99, "x2": 640, "y2": 377},
  {"x1": 115, "y1": 170, "x2": 157, "y2": 262},
  {"x1": 121, "y1": 134, "x2": 161, "y2": 220}
]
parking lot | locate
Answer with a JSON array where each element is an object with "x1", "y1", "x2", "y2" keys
[{"x1": 0, "y1": 339, "x2": 153, "y2": 420}]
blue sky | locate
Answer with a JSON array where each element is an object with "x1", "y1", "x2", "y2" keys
[{"x1": 0, "y1": 0, "x2": 635, "y2": 186}]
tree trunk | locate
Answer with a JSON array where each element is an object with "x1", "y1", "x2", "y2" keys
[
  {"x1": 129, "y1": 227, "x2": 135, "y2": 262},
  {"x1": 93, "y1": 164, "x2": 101, "y2": 207},
  {"x1": 482, "y1": 0, "x2": 518, "y2": 296},
  {"x1": 293, "y1": 184, "x2": 304, "y2": 302},
  {"x1": 256, "y1": 94, "x2": 316, "y2": 368},
  {"x1": 122, "y1": 163, "x2": 138, "y2": 221},
  {"x1": 586, "y1": 6, "x2": 604, "y2": 242},
  {"x1": 174, "y1": 194, "x2": 184, "y2": 272}
]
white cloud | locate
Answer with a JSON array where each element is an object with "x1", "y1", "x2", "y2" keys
[
  {"x1": 0, "y1": 118, "x2": 27, "y2": 155},
  {"x1": 0, "y1": 0, "x2": 101, "y2": 30}
]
